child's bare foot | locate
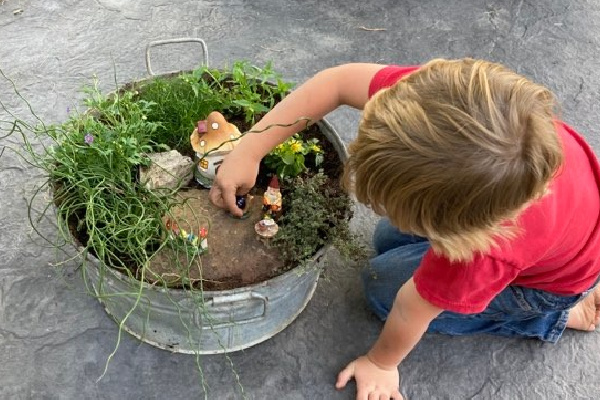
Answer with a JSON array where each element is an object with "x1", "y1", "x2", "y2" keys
[{"x1": 566, "y1": 285, "x2": 600, "y2": 331}]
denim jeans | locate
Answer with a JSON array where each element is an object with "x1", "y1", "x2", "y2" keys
[{"x1": 362, "y1": 218, "x2": 597, "y2": 343}]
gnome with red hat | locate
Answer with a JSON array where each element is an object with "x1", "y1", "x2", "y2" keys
[
  {"x1": 263, "y1": 175, "x2": 283, "y2": 220},
  {"x1": 255, "y1": 176, "x2": 283, "y2": 239}
]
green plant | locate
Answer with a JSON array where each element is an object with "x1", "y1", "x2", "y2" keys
[
  {"x1": 274, "y1": 172, "x2": 367, "y2": 268},
  {"x1": 131, "y1": 61, "x2": 293, "y2": 154},
  {"x1": 46, "y1": 76, "x2": 177, "y2": 272},
  {"x1": 263, "y1": 134, "x2": 323, "y2": 178}
]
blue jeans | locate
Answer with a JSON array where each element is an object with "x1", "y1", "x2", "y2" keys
[{"x1": 362, "y1": 218, "x2": 596, "y2": 343}]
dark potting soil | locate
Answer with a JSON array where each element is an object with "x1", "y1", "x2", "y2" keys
[
  {"x1": 147, "y1": 187, "x2": 285, "y2": 291},
  {"x1": 148, "y1": 122, "x2": 345, "y2": 290}
]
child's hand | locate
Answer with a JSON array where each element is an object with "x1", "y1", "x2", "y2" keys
[
  {"x1": 209, "y1": 150, "x2": 259, "y2": 217},
  {"x1": 210, "y1": 63, "x2": 384, "y2": 216},
  {"x1": 336, "y1": 355, "x2": 403, "y2": 400}
]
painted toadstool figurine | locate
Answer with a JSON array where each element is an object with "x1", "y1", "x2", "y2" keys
[
  {"x1": 165, "y1": 218, "x2": 209, "y2": 253},
  {"x1": 254, "y1": 215, "x2": 279, "y2": 239}
]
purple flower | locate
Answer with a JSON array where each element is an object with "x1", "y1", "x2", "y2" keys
[
  {"x1": 84, "y1": 133, "x2": 94, "y2": 145},
  {"x1": 66, "y1": 107, "x2": 71, "y2": 114}
]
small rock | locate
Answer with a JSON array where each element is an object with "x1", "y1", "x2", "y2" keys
[{"x1": 139, "y1": 150, "x2": 194, "y2": 190}]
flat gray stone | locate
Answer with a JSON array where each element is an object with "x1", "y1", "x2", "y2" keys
[
  {"x1": 1, "y1": 1, "x2": 599, "y2": 399},
  {"x1": 139, "y1": 150, "x2": 194, "y2": 190}
]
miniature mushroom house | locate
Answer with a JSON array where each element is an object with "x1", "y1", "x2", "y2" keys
[{"x1": 190, "y1": 111, "x2": 242, "y2": 188}]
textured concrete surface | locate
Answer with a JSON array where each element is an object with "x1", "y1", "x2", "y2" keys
[{"x1": 1, "y1": 0, "x2": 600, "y2": 399}]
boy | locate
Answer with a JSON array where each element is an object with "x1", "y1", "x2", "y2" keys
[{"x1": 209, "y1": 59, "x2": 600, "y2": 400}]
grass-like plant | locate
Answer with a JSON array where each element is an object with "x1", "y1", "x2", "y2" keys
[{"x1": 130, "y1": 60, "x2": 293, "y2": 154}]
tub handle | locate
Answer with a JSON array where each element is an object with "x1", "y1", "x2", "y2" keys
[
  {"x1": 194, "y1": 291, "x2": 268, "y2": 329},
  {"x1": 145, "y1": 38, "x2": 209, "y2": 76}
]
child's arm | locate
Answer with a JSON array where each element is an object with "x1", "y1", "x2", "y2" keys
[
  {"x1": 209, "y1": 63, "x2": 385, "y2": 216},
  {"x1": 336, "y1": 278, "x2": 443, "y2": 399}
]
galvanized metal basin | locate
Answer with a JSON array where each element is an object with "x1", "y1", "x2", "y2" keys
[
  {"x1": 84, "y1": 118, "x2": 348, "y2": 354},
  {"x1": 85, "y1": 250, "x2": 323, "y2": 354}
]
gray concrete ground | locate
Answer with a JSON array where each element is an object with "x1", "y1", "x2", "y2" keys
[{"x1": 1, "y1": 0, "x2": 600, "y2": 399}]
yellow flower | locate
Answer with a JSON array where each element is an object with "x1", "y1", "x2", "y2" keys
[
  {"x1": 310, "y1": 144, "x2": 321, "y2": 153},
  {"x1": 291, "y1": 142, "x2": 303, "y2": 153}
]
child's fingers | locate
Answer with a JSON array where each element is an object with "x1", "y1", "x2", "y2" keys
[
  {"x1": 208, "y1": 183, "x2": 223, "y2": 207},
  {"x1": 223, "y1": 187, "x2": 243, "y2": 217},
  {"x1": 335, "y1": 362, "x2": 355, "y2": 389},
  {"x1": 209, "y1": 182, "x2": 242, "y2": 217}
]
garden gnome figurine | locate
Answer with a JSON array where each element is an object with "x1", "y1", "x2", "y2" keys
[
  {"x1": 190, "y1": 111, "x2": 242, "y2": 188},
  {"x1": 263, "y1": 175, "x2": 283, "y2": 220}
]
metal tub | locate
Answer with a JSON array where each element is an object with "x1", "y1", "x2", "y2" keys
[
  {"x1": 84, "y1": 116, "x2": 348, "y2": 354},
  {"x1": 81, "y1": 39, "x2": 349, "y2": 353}
]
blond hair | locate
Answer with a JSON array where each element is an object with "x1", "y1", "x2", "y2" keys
[{"x1": 344, "y1": 58, "x2": 563, "y2": 261}]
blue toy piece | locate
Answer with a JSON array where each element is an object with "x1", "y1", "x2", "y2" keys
[
  {"x1": 236, "y1": 195, "x2": 247, "y2": 210},
  {"x1": 232, "y1": 194, "x2": 253, "y2": 219}
]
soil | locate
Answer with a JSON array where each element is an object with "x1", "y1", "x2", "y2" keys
[
  {"x1": 144, "y1": 121, "x2": 345, "y2": 291},
  {"x1": 147, "y1": 187, "x2": 284, "y2": 291}
]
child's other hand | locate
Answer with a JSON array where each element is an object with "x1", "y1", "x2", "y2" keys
[
  {"x1": 336, "y1": 355, "x2": 403, "y2": 400},
  {"x1": 209, "y1": 150, "x2": 259, "y2": 217}
]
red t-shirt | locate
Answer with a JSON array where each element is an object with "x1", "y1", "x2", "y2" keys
[{"x1": 368, "y1": 65, "x2": 600, "y2": 313}]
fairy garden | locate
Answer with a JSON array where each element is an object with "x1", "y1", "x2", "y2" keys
[
  {"x1": 0, "y1": 57, "x2": 368, "y2": 360},
  {"x1": 14, "y1": 61, "x2": 360, "y2": 293}
]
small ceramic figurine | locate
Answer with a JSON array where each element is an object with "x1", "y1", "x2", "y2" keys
[
  {"x1": 165, "y1": 218, "x2": 209, "y2": 253},
  {"x1": 233, "y1": 193, "x2": 254, "y2": 219},
  {"x1": 190, "y1": 111, "x2": 242, "y2": 188},
  {"x1": 254, "y1": 215, "x2": 279, "y2": 239},
  {"x1": 263, "y1": 175, "x2": 283, "y2": 220},
  {"x1": 198, "y1": 227, "x2": 209, "y2": 252}
]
